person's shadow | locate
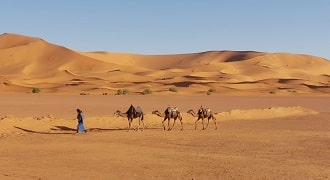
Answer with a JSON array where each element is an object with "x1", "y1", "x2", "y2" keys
[
  {"x1": 51, "y1": 126, "x2": 76, "y2": 132},
  {"x1": 14, "y1": 126, "x2": 75, "y2": 134}
]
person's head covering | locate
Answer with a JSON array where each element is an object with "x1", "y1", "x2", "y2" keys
[{"x1": 76, "y1": 108, "x2": 82, "y2": 113}]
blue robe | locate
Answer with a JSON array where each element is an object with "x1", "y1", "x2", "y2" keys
[{"x1": 77, "y1": 113, "x2": 86, "y2": 132}]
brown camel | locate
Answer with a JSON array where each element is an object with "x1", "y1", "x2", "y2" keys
[
  {"x1": 152, "y1": 106, "x2": 183, "y2": 131},
  {"x1": 187, "y1": 106, "x2": 217, "y2": 130},
  {"x1": 114, "y1": 104, "x2": 144, "y2": 131}
]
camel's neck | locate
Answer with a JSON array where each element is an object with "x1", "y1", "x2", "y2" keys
[
  {"x1": 156, "y1": 112, "x2": 165, "y2": 117},
  {"x1": 115, "y1": 111, "x2": 127, "y2": 117},
  {"x1": 187, "y1": 110, "x2": 198, "y2": 117},
  {"x1": 153, "y1": 111, "x2": 164, "y2": 117}
]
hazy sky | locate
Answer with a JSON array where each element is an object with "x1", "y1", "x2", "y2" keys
[{"x1": 1, "y1": 0, "x2": 329, "y2": 59}]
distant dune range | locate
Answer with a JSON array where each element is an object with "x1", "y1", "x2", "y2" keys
[{"x1": 0, "y1": 33, "x2": 329, "y2": 95}]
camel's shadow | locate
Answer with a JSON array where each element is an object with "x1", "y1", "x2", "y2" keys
[
  {"x1": 51, "y1": 126, "x2": 130, "y2": 132},
  {"x1": 13, "y1": 126, "x2": 148, "y2": 134},
  {"x1": 14, "y1": 126, "x2": 73, "y2": 135}
]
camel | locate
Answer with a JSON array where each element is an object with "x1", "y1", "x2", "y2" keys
[
  {"x1": 187, "y1": 106, "x2": 217, "y2": 130},
  {"x1": 114, "y1": 104, "x2": 144, "y2": 131},
  {"x1": 152, "y1": 106, "x2": 183, "y2": 131}
]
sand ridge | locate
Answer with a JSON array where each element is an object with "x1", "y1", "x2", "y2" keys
[
  {"x1": 0, "y1": 106, "x2": 318, "y2": 137},
  {"x1": 0, "y1": 94, "x2": 327, "y2": 137}
]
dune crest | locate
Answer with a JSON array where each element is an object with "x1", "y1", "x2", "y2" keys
[
  {"x1": 0, "y1": 33, "x2": 329, "y2": 95},
  {"x1": 217, "y1": 106, "x2": 318, "y2": 121}
]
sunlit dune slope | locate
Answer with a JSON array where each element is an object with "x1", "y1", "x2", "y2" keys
[{"x1": 0, "y1": 33, "x2": 329, "y2": 95}]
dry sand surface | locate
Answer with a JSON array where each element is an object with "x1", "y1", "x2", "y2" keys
[{"x1": 1, "y1": 94, "x2": 330, "y2": 179}]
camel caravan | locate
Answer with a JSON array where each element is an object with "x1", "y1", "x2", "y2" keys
[{"x1": 114, "y1": 105, "x2": 217, "y2": 131}]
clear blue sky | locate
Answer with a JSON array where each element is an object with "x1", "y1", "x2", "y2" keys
[{"x1": 1, "y1": 0, "x2": 329, "y2": 59}]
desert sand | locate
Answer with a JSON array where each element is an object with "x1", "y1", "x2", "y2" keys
[
  {"x1": 0, "y1": 94, "x2": 329, "y2": 180},
  {"x1": 0, "y1": 33, "x2": 330, "y2": 179}
]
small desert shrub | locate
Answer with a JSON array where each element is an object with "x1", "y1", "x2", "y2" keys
[
  {"x1": 116, "y1": 89, "x2": 123, "y2": 95},
  {"x1": 122, "y1": 89, "x2": 130, "y2": 95},
  {"x1": 269, "y1": 91, "x2": 276, "y2": 94},
  {"x1": 206, "y1": 88, "x2": 216, "y2": 95},
  {"x1": 169, "y1": 87, "x2": 178, "y2": 92},
  {"x1": 142, "y1": 88, "x2": 152, "y2": 95},
  {"x1": 116, "y1": 89, "x2": 130, "y2": 95},
  {"x1": 32, "y1": 87, "x2": 41, "y2": 93},
  {"x1": 287, "y1": 89, "x2": 297, "y2": 93},
  {"x1": 208, "y1": 88, "x2": 216, "y2": 93}
]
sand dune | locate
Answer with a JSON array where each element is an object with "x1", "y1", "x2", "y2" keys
[
  {"x1": 1, "y1": 33, "x2": 330, "y2": 95},
  {"x1": 0, "y1": 33, "x2": 41, "y2": 49}
]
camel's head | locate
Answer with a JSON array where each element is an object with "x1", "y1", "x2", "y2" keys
[
  {"x1": 113, "y1": 110, "x2": 122, "y2": 117},
  {"x1": 152, "y1": 110, "x2": 160, "y2": 114}
]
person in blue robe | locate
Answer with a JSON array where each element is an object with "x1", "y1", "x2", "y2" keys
[{"x1": 76, "y1": 108, "x2": 87, "y2": 133}]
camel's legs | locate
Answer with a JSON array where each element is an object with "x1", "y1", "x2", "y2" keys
[
  {"x1": 213, "y1": 117, "x2": 217, "y2": 130},
  {"x1": 170, "y1": 118, "x2": 177, "y2": 130},
  {"x1": 205, "y1": 117, "x2": 210, "y2": 130},
  {"x1": 179, "y1": 119, "x2": 183, "y2": 131},
  {"x1": 194, "y1": 120, "x2": 198, "y2": 130},
  {"x1": 167, "y1": 118, "x2": 171, "y2": 131},
  {"x1": 140, "y1": 119, "x2": 145, "y2": 131},
  {"x1": 128, "y1": 119, "x2": 132, "y2": 132},
  {"x1": 202, "y1": 117, "x2": 205, "y2": 130},
  {"x1": 137, "y1": 119, "x2": 140, "y2": 131},
  {"x1": 162, "y1": 117, "x2": 167, "y2": 130},
  {"x1": 194, "y1": 118, "x2": 201, "y2": 130}
]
